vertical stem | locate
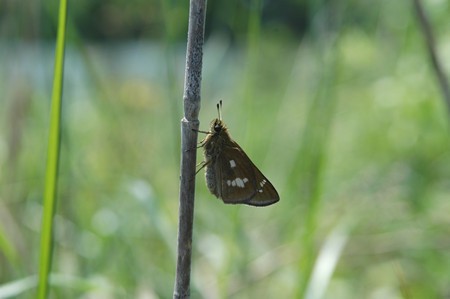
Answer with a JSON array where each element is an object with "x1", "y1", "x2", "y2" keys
[
  {"x1": 412, "y1": 0, "x2": 450, "y2": 115},
  {"x1": 37, "y1": 0, "x2": 67, "y2": 298},
  {"x1": 173, "y1": 0, "x2": 207, "y2": 298}
]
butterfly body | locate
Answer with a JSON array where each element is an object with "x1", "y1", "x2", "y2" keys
[
  {"x1": 202, "y1": 119, "x2": 233, "y2": 198},
  {"x1": 200, "y1": 114, "x2": 279, "y2": 207}
]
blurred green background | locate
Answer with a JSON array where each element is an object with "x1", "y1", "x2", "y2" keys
[{"x1": 1, "y1": 0, "x2": 450, "y2": 298}]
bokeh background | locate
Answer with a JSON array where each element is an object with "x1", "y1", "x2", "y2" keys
[{"x1": 1, "y1": 0, "x2": 450, "y2": 298}]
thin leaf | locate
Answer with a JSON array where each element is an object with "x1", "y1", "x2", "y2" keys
[{"x1": 36, "y1": 0, "x2": 68, "y2": 298}]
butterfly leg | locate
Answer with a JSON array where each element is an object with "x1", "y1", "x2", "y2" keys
[
  {"x1": 184, "y1": 138, "x2": 206, "y2": 152},
  {"x1": 192, "y1": 128, "x2": 211, "y2": 135},
  {"x1": 195, "y1": 160, "x2": 211, "y2": 175}
]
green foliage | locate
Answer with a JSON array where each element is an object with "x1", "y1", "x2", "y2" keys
[{"x1": 1, "y1": 0, "x2": 450, "y2": 298}]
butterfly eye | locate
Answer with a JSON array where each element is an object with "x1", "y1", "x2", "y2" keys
[{"x1": 214, "y1": 125, "x2": 221, "y2": 132}]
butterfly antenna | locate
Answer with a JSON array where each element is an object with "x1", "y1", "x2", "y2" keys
[{"x1": 217, "y1": 100, "x2": 223, "y2": 120}]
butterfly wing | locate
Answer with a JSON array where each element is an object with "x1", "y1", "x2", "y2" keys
[
  {"x1": 245, "y1": 166, "x2": 280, "y2": 206},
  {"x1": 218, "y1": 141, "x2": 279, "y2": 206},
  {"x1": 218, "y1": 146, "x2": 257, "y2": 204}
]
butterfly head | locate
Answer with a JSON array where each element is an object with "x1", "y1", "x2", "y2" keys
[{"x1": 210, "y1": 118, "x2": 227, "y2": 135}]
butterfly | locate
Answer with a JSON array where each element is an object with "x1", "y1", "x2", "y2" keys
[{"x1": 196, "y1": 101, "x2": 279, "y2": 206}]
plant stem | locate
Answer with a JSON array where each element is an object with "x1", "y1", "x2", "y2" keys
[
  {"x1": 412, "y1": 0, "x2": 450, "y2": 115},
  {"x1": 37, "y1": 0, "x2": 67, "y2": 298},
  {"x1": 173, "y1": 0, "x2": 207, "y2": 298}
]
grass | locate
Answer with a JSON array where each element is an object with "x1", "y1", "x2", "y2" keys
[
  {"x1": 37, "y1": 0, "x2": 67, "y2": 298},
  {"x1": 1, "y1": 0, "x2": 450, "y2": 298}
]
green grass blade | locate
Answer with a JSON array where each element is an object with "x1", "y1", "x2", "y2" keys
[{"x1": 37, "y1": 0, "x2": 68, "y2": 298}]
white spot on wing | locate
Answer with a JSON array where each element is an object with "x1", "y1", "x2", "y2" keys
[
  {"x1": 229, "y1": 177, "x2": 249, "y2": 188},
  {"x1": 229, "y1": 160, "x2": 236, "y2": 168},
  {"x1": 235, "y1": 178, "x2": 244, "y2": 188},
  {"x1": 257, "y1": 180, "x2": 268, "y2": 193}
]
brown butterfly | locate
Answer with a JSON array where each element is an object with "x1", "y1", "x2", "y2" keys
[{"x1": 197, "y1": 101, "x2": 279, "y2": 206}]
